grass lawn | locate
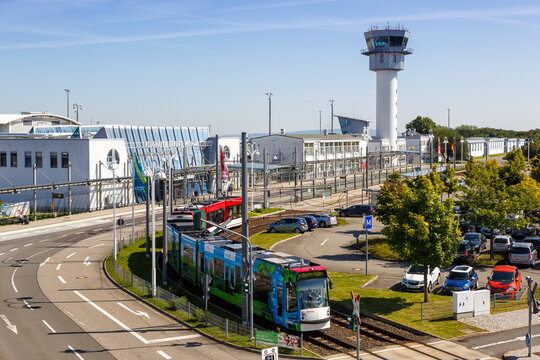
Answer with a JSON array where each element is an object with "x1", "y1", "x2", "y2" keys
[
  {"x1": 250, "y1": 231, "x2": 297, "y2": 249},
  {"x1": 248, "y1": 208, "x2": 283, "y2": 218},
  {"x1": 328, "y1": 271, "x2": 484, "y2": 339},
  {"x1": 356, "y1": 237, "x2": 401, "y2": 261},
  {"x1": 473, "y1": 253, "x2": 506, "y2": 267}
]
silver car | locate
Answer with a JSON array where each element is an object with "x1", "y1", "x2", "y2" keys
[
  {"x1": 267, "y1": 217, "x2": 309, "y2": 234},
  {"x1": 492, "y1": 235, "x2": 514, "y2": 253},
  {"x1": 509, "y1": 242, "x2": 537, "y2": 268},
  {"x1": 306, "y1": 213, "x2": 337, "y2": 228}
]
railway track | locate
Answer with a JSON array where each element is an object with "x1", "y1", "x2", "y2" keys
[
  {"x1": 225, "y1": 210, "x2": 308, "y2": 240},
  {"x1": 303, "y1": 331, "x2": 356, "y2": 354}
]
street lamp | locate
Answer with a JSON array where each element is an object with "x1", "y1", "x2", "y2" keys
[
  {"x1": 443, "y1": 137, "x2": 448, "y2": 164},
  {"x1": 329, "y1": 99, "x2": 335, "y2": 134},
  {"x1": 460, "y1": 139, "x2": 465, "y2": 164},
  {"x1": 64, "y1": 89, "x2": 71, "y2": 118},
  {"x1": 144, "y1": 158, "x2": 166, "y2": 297},
  {"x1": 265, "y1": 92, "x2": 273, "y2": 135},
  {"x1": 247, "y1": 144, "x2": 260, "y2": 211},
  {"x1": 107, "y1": 149, "x2": 120, "y2": 261},
  {"x1": 161, "y1": 154, "x2": 179, "y2": 285},
  {"x1": 73, "y1": 103, "x2": 83, "y2": 123}
]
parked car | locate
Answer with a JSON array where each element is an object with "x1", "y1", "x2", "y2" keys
[
  {"x1": 480, "y1": 226, "x2": 500, "y2": 239},
  {"x1": 509, "y1": 242, "x2": 537, "y2": 268},
  {"x1": 455, "y1": 241, "x2": 475, "y2": 263},
  {"x1": 512, "y1": 226, "x2": 534, "y2": 240},
  {"x1": 305, "y1": 213, "x2": 337, "y2": 228},
  {"x1": 459, "y1": 220, "x2": 475, "y2": 235},
  {"x1": 401, "y1": 265, "x2": 440, "y2": 292},
  {"x1": 522, "y1": 237, "x2": 540, "y2": 253},
  {"x1": 463, "y1": 232, "x2": 487, "y2": 253},
  {"x1": 458, "y1": 179, "x2": 466, "y2": 187},
  {"x1": 301, "y1": 215, "x2": 318, "y2": 231},
  {"x1": 492, "y1": 235, "x2": 514, "y2": 253},
  {"x1": 442, "y1": 265, "x2": 479, "y2": 294},
  {"x1": 336, "y1": 204, "x2": 374, "y2": 217},
  {"x1": 453, "y1": 206, "x2": 461, "y2": 214},
  {"x1": 267, "y1": 217, "x2": 309, "y2": 234},
  {"x1": 486, "y1": 265, "x2": 522, "y2": 297}
]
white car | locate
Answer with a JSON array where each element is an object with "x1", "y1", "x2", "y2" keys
[{"x1": 401, "y1": 265, "x2": 441, "y2": 292}]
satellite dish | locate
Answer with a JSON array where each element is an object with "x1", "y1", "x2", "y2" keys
[{"x1": 107, "y1": 149, "x2": 120, "y2": 170}]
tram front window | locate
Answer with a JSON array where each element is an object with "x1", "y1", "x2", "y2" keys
[{"x1": 297, "y1": 278, "x2": 328, "y2": 309}]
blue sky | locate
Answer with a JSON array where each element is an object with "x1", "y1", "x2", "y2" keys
[{"x1": 1, "y1": 0, "x2": 539, "y2": 136}]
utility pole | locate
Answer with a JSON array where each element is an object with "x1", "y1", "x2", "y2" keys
[
  {"x1": 68, "y1": 162, "x2": 72, "y2": 215},
  {"x1": 145, "y1": 177, "x2": 150, "y2": 258},
  {"x1": 64, "y1": 89, "x2": 71, "y2": 118},
  {"x1": 33, "y1": 164, "x2": 37, "y2": 221},
  {"x1": 329, "y1": 99, "x2": 335, "y2": 134},
  {"x1": 241, "y1": 132, "x2": 249, "y2": 326},
  {"x1": 319, "y1": 110, "x2": 322, "y2": 134},
  {"x1": 447, "y1": 108, "x2": 450, "y2": 129},
  {"x1": 162, "y1": 178, "x2": 168, "y2": 285},
  {"x1": 453, "y1": 133, "x2": 457, "y2": 169},
  {"x1": 266, "y1": 92, "x2": 273, "y2": 135},
  {"x1": 294, "y1": 147, "x2": 298, "y2": 203},
  {"x1": 263, "y1": 149, "x2": 268, "y2": 209},
  {"x1": 183, "y1": 146, "x2": 188, "y2": 203},
  {"x1": 215, "y1": 135, "x2": 220, "y2": 199},
  {"x1": 429, "y1": 137, "x2": 433, "y2": 170}
]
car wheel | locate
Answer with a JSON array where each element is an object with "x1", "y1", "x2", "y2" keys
[
  {"x1": 269, "y1": 227, "x2": 276, "y2": 233},
  {"x1": 294, "y1": 228, "x2": 301, "y2": 234},
  {"x1": 319, "y1": 221, "x2": 327, "y2": 228},
  {"x1": 436, "y1": 274, "x2": 440, "y2": 285},
  {"x1": 428, "y1": 283, "x2": 433, "y2": 293}
]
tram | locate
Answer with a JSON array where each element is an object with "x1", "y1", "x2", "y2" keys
[
  {"x1": 166, "y1": 228, "x2": 331, "y2": 332},
  {"x1": 172, "y1": 197, "x2": 242, "y2": 232}
]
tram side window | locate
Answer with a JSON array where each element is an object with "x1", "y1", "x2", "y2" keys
[
  {"x1": 286, "y1": 282, "x2": 298, "y2": 312},
  {"x1": 254, "y1": 273, "x2": 271, "y2": 303},
  {"x1": 199, "y1": 253, "x2": 205, "y2": 272},
  {"x1": 183, "y1": 245, "x2": 193, "y2": 266},
  {"x1": 209, "y1": 209, "x2": 225, "y2": 224},
  {"x1": 227, "y1": 204, "x2": 240, "y2": 219},
  {"x1": 236, "y1": 265, "x2": 242, "y2": 289},
  {"x1": 214, "y1": 258, "x2": 224, "y2": 278}
]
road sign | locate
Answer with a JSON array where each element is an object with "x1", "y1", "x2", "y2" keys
[
  {"x1": 526, "y1": 333, "x2": 531, "y2": 347},
  {"x1": 117, "y1": 218, "x2": 125, "y2": 226},
  {"x1": 364, "y1": 215, "x2": 372, "y2": 230},
  {"x1": 261, "y1": 346, "x2": 278, "y2": 360}
]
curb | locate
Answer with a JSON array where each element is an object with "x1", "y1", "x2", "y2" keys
[
  {"x1": 102, "y1": 257, "x2": 320, "y2": 359},
  {"x1": 269, "y1": 234, "x2": 302, "y2": 251},
  {"x1": 361, "y1": 275, "x2": 379, "y2": 288}
]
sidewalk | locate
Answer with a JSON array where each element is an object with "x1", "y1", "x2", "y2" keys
[{"x1": 505, "y1": 348, "x2": 540, "y2": 359}]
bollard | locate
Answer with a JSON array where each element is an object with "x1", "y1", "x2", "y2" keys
[
  {"x1": 421, "y1": 302, "x2": 424, "y2": 321},
  {"x1": 188, "y1": 302, "x2": 191, "y2": 318},
  {"x1": 225, "y1": 318, "x2": 229, "y2": 338}
]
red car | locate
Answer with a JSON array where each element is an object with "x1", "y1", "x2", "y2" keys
[{"x1": 486, "y1": 265, "x2": 522, "y2": 297}]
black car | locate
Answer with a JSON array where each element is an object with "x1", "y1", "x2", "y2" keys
[
  {"x1": 512, "y1": 226, "x2": 535, "y2": 240},
  {"x1": 480, "y1": 226, "x2": 500, "y2": 239},
  {"x1": 301, "y1": 215, "x2": 318, "y2": 231},
  {"x1": 463, "y1": 232, "x2": 487, "y2": 253},
  {"x1": 522, "y1": 237, "x2": 540, "y2": 253},
  {"x1": 336, "y1": 204, "x2": 374, "y2": 217},
  {"x1": 455, "y1": 241, "x2": 475, "y2": 263}
]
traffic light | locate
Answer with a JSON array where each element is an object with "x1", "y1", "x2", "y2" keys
[
  {"x1": 347, "y1": 315, "x2": 356, "y2": 331},
  {"x1": 193, "y1": 210, "x2": 206, "y2": 231},
  {"x1": 242, "y1": 281, "x2": 250, "y2": 294}
]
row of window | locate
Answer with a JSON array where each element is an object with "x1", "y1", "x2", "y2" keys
[{"x1": 0, "y1": 151, "x2": 69, "y2": 168}]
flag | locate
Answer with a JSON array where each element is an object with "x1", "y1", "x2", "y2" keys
[
  {"x1": 438, "y1": 138, "x2": 442, "y2": 154},
  {"x1": 133, "y1": 153, "x2": 147, "y2": 196},
  {"x1": 451, "y1": 141, "x2": 455, "y2": 153},
  {"x1": 220, "y1": 146, "x2": 230, "y2": 181}
]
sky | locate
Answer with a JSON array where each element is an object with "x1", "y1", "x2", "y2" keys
[{"x1": 1, "y1": 0, "x2": 539, "y2": 136}]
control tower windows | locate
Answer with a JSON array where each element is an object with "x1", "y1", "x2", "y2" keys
[
  {"x1": 375, "y1": 36, "x2": 388, "y2": 47},
  {"x1": 366, "y1": 37, "x2": 374, "y2": 50},
  {"x1": 380, "y1": 55, "x2": 384, "y2": 63},
  {"x1": 389, "y1": 36, "x2": 403, "y2": 48}
]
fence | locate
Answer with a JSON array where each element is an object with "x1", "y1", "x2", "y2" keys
[
  {"x1": 420, "y1": 288, "x2": 530, "y2": 321},
  {"x1": 110, "y1": 260, "x2": 252, "y2": 338}
]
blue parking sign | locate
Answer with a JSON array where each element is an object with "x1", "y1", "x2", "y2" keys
[{"x1": 364, "y1": 215, "x2": 372, "y2": 230}]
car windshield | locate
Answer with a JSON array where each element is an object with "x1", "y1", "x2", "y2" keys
[
  {"x1": 448, "y1": 271, "x2": 469, "y2": 280},
  {"x1": 494, "y1": 238, "x2": 509, "y2": 244},
  {"x1": 511, "y1": 247, "x2": 531, "y2": 254},
  {"x1": 464, "y1": 234, "x2": 480, "y2": 241},
  {"x1": 490, "y1": 271, "x2": 514, "y2": 282},
  {"x1": 297, "y1": 278, "x2": 328, "y2": 310},
  {"x1": 407, "y1": 265, "x2": 425, "y2": 274}
]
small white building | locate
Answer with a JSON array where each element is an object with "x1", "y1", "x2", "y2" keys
[{"x1": 467, "y1": 137, "x2": 514, "y2": 158}]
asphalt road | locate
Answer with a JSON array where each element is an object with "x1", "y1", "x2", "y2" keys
[{"x1": 0, "y1": 209, "x2": 254, "y2": 360}]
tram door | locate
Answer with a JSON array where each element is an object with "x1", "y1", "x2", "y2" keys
[{"x1": 276, "y1": 285, "x2": 283, "y2": 325}]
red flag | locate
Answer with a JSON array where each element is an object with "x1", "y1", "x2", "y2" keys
[
  {"x1": 451, "y1": 141, "x2": 455, "y2": 153},
  {"x1": 438, "y1": 138, "x2": 442, "y2": 154},
  {"x1": 220, "y1": 147, "x2": 230, "y2": 181}
]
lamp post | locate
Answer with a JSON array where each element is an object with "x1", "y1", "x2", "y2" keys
[
  {"x1": 247, "y1": 144, "x2": 259, "y2": 211},
  {"x1": 144, "y1": 158, "x2": 166, "y2": 297},
  {"x1": 319, "y1": 110, "x2": 322, "y2": 134},
  {"x1": 161, "y1": 154, "x2": 178, "y2": 285},
  {"x1": 443, "y1": 138, "x2": 448, "y2": 164},
  {"x1": 460, "y1": 139, "x2": 465, "y2": 164},
  {"x1": 64, "y1": 89, "x2": 71, "y2": 118},
  {"x1": 527, "y1": 138, "x2": 530, "y2": 164},
  {"x1": 73, "y1": 103, "x2": 83, "y2": 123},
  {"x1": 265, "y1": 92, "x2": 273, "y2": 135},
  {"x1": 329, "y1": 99, "x2": 335, "y2": 134},
  {"x1": 107, "y1": 149, "x2": 120, "y2": 261}
]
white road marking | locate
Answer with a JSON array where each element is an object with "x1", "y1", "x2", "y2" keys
[
  {"x1": 61, "y1": 235, "x2": 67, "y2": 238},
  {"x1": 75, "y1": 232, "x2": 85, "y2": 235},
  {"x1": 66, "y1": 252, "x2": 76, "y2": 259},
  {"x1": 94, "y1": 228, "x2": 103, "y2": 231},
  {"x1": 11, "y1": 248, "x2": 50, "y2": 293},
  {"x1": 327, "y1": 340, "x2": 450, "y2": 359},
  {"x1": 22, "y1": 299, "x2": 34, "y2": 310},
  {"x1": 24, "y1": 243, "x2": 33, "y2": 247},
  {"x1": 39, "y1": 239, "x2": 49, "y2": 242},
  {"x1": 89, "y1": 243, "x2": 104, "y2": 249},
  {"x1": 39, "y1": 257, "x2": 51, "y2": 267},
  {"x1": 74, "y1": 290, "x2": 150, "y2": 344},
  {"x1": 426, "y1": 340, "x2": 447, "y2": 345},
  {"x1": 472, "y1": 334, "x2": 540, "y2": 349},
  {"x1": 9, "y1": 248, "x2": 18, "y2": 252},
  {"x1": 156, "y1": 350, "x2": 172, "y2": 359},
  {"x1": 0, "y1": 314, "x2": 18, "y2": 334},
  {"x1": 0, "y1": 253, "x2": 4, "y2": 256},
  {"x1": 148, "y1": 334, "x2": 200, "y2": 344},
  {"x1": 117, "y1": 303, "x2": 149, "y2": 318},
  {"x1": 58, "y1": 276, "x2": 67, "y2": 284},
  {"x1": 42, "y1": 320, "x2": 56, "y2": 333},
  {"x1": 56, "y1": 264, "x2": 62, "y2": 271},
  {"x1": 83, "y1": 257, "x2": 91, "y2": 266},
  {"x1": 68, "y1": 345, "x2": 85, "y2": 360},
  {"x1": 320, "y1": 238, "x2": 329, "y2": 246}
]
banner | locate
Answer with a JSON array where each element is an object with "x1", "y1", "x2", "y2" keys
[
  {"x1": 255, "y1": 330, "x2": 300, "y2": 350},
  {"x1": 220, "y1": 146, "x2": 230, "y2": 181},
  {"x1": 133, "y1": 153, "x2": 147, "y2": 196},
  {"x1": 0, "y1": 202, "x2": 30, "y2": 219}
]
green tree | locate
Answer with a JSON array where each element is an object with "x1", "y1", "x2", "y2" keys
[
  {"x1": 499, "y1": 150, "x2": 526, "y2": 186},
  {"x1": 375, "y1": 173, "x2": 461, "y2": 302},
  {"x1": 531, "y1": 157, "x2": 540, "y2": 183},
  {"x1": 406, "y1": 116, "x2": 436, "y2": 135}
]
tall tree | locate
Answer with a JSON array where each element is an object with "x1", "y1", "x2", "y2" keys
[
  {"x1": 530, "y1": 157, "x2": 540, "y2": 183},
  {"x1": 376, "y1": 173, "x2": 461, "y2": 302},
  {"x1": 406, "y1": 116, "x2": 436, "y2": 135},
  {"x1": 499, "y1": 150, "x2": 526, "y2": 186}
]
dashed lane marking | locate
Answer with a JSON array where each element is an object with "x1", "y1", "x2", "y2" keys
[
  {"x1": 39, "y1": 257, "x2": 51, "y2": 267},
  {"x1": 42, "y1": 320, "x2": 56, "y2": 333},
  {"x1": 56, "y1": 264, "x2": 62, "y2": 271},
  {"x1": 22, "y1": 299, "x2": 34, "y2": 310},
  {"x1": 24, "y1": 243, "x2": 33, "y2": 247},
  {"x1": 9, "y1": 248, "x2": 18, "y2": 252},
  {"x1": 156, "y1": 350, "x2": 172, "y2": 359},
  {"x1": 89, "y1": 243, "x2": 104, "y2": 249},
  {"x1": 66, "y1": 252, "x2": 76, "y2": 259},
  {"x1": 39, "y1": 239, "x2": 49, "y2": 242},
  {"x1": 58, "y1": 276, "x2": 67, "y2": 284},
  {"x1": 68, "y1": 345, "x2": 85, "y2": 360},
  {"x1": 320, "y1": 238, "x2": 329, "y2": 246}
]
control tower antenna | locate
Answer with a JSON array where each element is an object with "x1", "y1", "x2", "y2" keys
[{"x1": 362, "y1": 25, "x2": 412, "y2": 150}]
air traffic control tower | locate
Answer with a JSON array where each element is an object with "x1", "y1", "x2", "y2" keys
[{"x1": 363, "y1": 26, "x2": 412, "y2": 150}]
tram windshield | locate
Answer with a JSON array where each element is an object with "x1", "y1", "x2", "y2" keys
[{"x1": 297, "y1": 278, "x2": 328, "y2": 309}]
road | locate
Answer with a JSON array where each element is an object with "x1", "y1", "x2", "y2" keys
[{"x1": 0, "y1": 209, "x2": 254, "y2": 359}]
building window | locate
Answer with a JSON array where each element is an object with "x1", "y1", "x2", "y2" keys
[
  {"x1": 23, "y1": 119, "x2": 33, "y2": 126},
  {"x1": 51, "y1": 120, "x2": 60, "y2": 125},
  {"x1": 50, "y1": 152, "x2": 58, "y2": 168},
  {"x1": 35, "y1": 152, "x2": 43, "y2": 168},
  {"x1": 10, "y1": 152, "x2": 17, "y2": 167},
  {"x1": 61, "y1": 152, "x2": 69, "y2": 168},
  {"x1": 0, "y1": 152, "x2": 6, "y2": 167},
  {"x1": 380, "y1": 54, "x2": 384, "y2": 63},
  {"x1": 25, "y1": 151, "x2": 32, "y2": 168},
  {"x1": 393, "y1": 54, "x2": 397, "y2": 62}
]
